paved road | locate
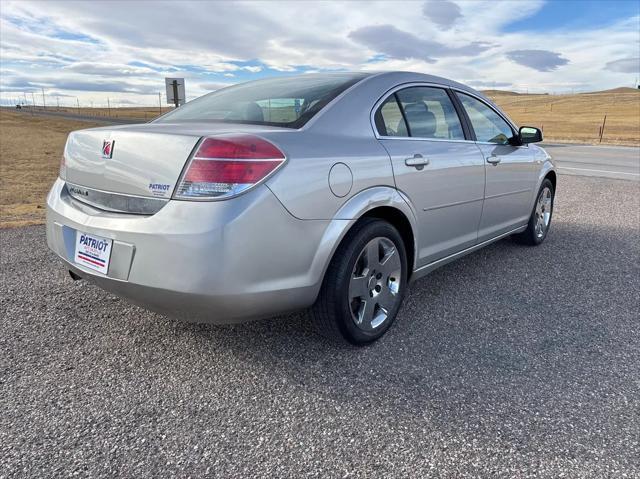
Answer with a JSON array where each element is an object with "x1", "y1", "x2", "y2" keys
[
  {"x1": 542, "y1": 143, "x2": 639, "y2": 181},
  {"x1": 1, "y1": 175, "x2": 638, "y2": 478}
]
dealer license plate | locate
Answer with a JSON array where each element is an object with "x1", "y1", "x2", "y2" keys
[{"x1": 74, "y1": 231, "x2": 112, "y2": 274}]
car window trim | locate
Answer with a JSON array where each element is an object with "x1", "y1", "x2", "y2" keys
[
  {"x1": 394, "y1": 92, "x2": 412, "y2": 137},
  {"x1": 373, "y1": 105, "x2": 388, "y2": 136},
  {"x1": 371, "y1": 82, "x2": 473, "y2": 143},
  {"x1": 451, "y1": 88, "x2": 521, "y2": 146},
  {"x1": 447, "y1": 88, "x2": 475, "y2": 141}
]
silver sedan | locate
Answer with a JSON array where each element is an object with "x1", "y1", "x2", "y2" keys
[{"x1": 46, "y1": 71, "x2": 556, "y2": 344}]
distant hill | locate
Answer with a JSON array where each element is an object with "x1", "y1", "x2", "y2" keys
[
  {"x1": 483, "y1": 87, "x2": 638, "y2": 96},
  {"x1": 481, "y1": 90, "x2": 521, "y2": 96},
  {"x1": 482, "y1": 90, "x2": 552, "y2": 96},
  {"x1": 585, "y1": 87, "x2": 639, "y2": 94}
]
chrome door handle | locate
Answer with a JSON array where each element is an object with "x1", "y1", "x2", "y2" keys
[
  {"x1": 487, "y1": 155, "x2": 501, "y2": 165},
  {"x1": 405, "y1": 154, "x2": 430, "y2": 170}
]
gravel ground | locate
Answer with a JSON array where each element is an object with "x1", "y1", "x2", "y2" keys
[{"x1": 1, "y1": 175, "x2": 639, "y2": 478}]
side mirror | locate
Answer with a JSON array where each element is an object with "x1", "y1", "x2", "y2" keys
[{"x1": 519, "y1": 126, "x2": 543, "y2": 144}]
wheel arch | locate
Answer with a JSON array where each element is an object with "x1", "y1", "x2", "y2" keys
[
  {"x1": 544, "y1": 169, "x2": 557, "y2": 191},
  {"x1": 360, "y1": 206, "x2": 416, "y2": 277},
  {"x1": 529, "y1": 160, "x2": 556, "y2": 209},
  {"x1": 313, "y1": 187, "x2": 419, "y2": 290}
]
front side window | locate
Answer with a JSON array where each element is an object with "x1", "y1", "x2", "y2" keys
[
  {"x1": 456, "y1": 92, "x2": 514, "y2": 144},
  {"x1": 156, "y1": 73, "x2": 368, "y2": 128}
]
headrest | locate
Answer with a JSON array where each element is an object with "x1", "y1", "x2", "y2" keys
[
  {"x1": 241, "y1": 102, "x2": 264, "y2": 122},
  {"x1": 403, "y1": 103, "x2": 436, "y2": 137}
]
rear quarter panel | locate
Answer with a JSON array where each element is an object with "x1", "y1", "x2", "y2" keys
[{"x1": 264, "y1": 131, "x2": 395, "y2": 220}]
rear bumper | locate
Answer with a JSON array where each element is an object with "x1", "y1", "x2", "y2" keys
[{"x1": 46, "y1": 178, "x2": 349, "y2": 323}]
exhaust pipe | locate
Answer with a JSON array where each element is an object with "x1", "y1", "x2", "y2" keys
[{"x1": 69, "y1": 270, "x2": 83, "y2": 281}]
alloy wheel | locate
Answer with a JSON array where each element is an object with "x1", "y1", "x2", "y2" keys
[
  {"x1": 348, "y1": 237, "x2": 402, "y2": 331},
  {"x1": 534, "y1": 186, "x2": 553, "y2": 239}
]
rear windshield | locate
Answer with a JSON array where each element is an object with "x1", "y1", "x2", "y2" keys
[{"x1": 156, "y1": 73, "x2": 369, "y2": 128}]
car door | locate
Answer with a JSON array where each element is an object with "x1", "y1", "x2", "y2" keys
[
  {"x1": 454, "y1": 91, "x2": 539, "y2": 241},
  {"x1": 375, "y1": 85, "x2": 485, "y2": 267}
]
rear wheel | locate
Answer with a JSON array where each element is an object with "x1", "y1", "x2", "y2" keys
[
  {"x1": 311, "y1": 219, "x2": 408, "y2": 345},
  {"x1": 513, "y1": 178, "x2": 554, "y2": 245}
]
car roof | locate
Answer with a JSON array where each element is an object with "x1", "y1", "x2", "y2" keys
[
  {"x1": 291, "y1": 70, "x2": 488, "y2": 104},
  {"x1": 365, "y1": 71, "x2": 482, "y2": 96}
]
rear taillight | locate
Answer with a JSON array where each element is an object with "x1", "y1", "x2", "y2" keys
[{"x1": 174, "y1": 135, "x2": 285, "y2": 199}]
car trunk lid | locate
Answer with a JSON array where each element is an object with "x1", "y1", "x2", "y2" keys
[{"x1": 62, "y1": 122, "x2": 290, "y2": 202}]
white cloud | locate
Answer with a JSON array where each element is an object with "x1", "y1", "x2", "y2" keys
[
  {"x1": 199, "y1": 82, "x2": 235, "y2": 92},
  {"x1": 63, "y1": 62, "x2": 157, "y2": 76},
  {"x1": 0, "y1": 0, "x2": 638, "y2": 105}
]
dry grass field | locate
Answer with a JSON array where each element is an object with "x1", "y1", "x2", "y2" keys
[
  {"x1": 0, "y1": 110, "x2": 100, "y2": 228},
  {"x1": 1, "y1": 88, "x2": 638, "y2": 228},
  {"x1": 22, "y1": 105, "x2": 171, "y2": 121},
  {"x1": 486, "y1": 88, "x2": 640, "y2": 146}
]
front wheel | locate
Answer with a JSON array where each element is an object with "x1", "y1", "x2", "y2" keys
[
  {"x1": 513, "y1": 178, "x2": 555, "y2": 246},
  {"x1": 311, "y1": 219, "x2": 408, "y2": 345}
]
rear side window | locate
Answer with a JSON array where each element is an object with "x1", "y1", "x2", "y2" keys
[
  {"x1": 376, "y1": 86, "x2": 465, "y2": 140},
  {"x1": 456, "y1": 92, "x2": 514, "y2": 144},
  {"x1": 156, "y1": 73, "x2": 368, "y2": 128}
]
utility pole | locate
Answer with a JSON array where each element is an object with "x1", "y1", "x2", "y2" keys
[
  {"x1": 107, "y1": 98, "x2": 111, "y2": 117},
  {"x1": 158, "y1": 92, "x2": 162, "y2": 116},
  {"x1": 57, "y1": 96, "x2": 60, "y2": 110},
  {"x1": 31, "y1": 92, "x2": 36, "y2": 109},
  {"x1": 76, "y1": 97, "x2": 80, "y2": 114},
  {"x1": 41, "y1": 87, "x2": 46, "y2": 109}
]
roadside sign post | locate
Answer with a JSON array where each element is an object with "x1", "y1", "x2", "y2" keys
[
  {"x1": 172, "y1": 81, "x2": 178, "y2": 108},
  {"x1": 165, "y1": 78, "x2": 186, "y2": 108}
]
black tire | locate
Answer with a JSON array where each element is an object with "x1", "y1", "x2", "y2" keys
[
  {"x1": 311, "y1": 218, "x2": 408, "y2": 345},
  {"x1": 513, "y1": 178, "x2": 555, "y2": 246}
]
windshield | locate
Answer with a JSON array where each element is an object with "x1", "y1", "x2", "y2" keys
[{"x1": 156, "y1": 73, "x2": 369, "y2": 128}]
